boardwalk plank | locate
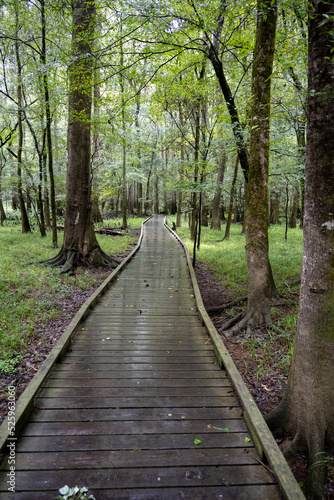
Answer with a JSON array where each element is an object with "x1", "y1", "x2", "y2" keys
[
  {"x1": 16, "y1": 432, "x2": 251, "y2": 452},
  {"x1": 0, "y1": 485, "x2": 282, "y2": 500},
  {"x1": 0, "y1": 465, "x2": 277, "y2": 491},
  {"x1": 21, "y1": 419, "x2": 248, "y2": 436}
]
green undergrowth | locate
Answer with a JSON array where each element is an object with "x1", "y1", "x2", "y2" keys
[
  {"x1": 0, "y1": 220, "x2": 139, "y2": 373},
  {"x1": 170, "y1": 219, "x2": 303, "y2": 377},
  {"x1": 173, "y1": 220, "x2": 303, "y2": 297},
  {"x1": 95, "y1": 217, "x2": 146, "y2": 230}
]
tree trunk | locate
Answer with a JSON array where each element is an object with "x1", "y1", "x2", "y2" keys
[
  {"x1": 269, "y1": 191, "x2": 280, "y2": 224},
  {"x1": 190, "y1": 100, "x2": 200, "y2": 241},
  {"x1": 211, "y1": 146, "x2": 226, "y2": 229},
  {"x1": 15, "y1": 11, "x2": 31, "y2": 234},
  {"x1": 266, "y1": 4, "x2": 334, "y2": 498},
  {"x1": 40, "y1": 0, "x2": 57, "y2": 246},
  {"x1": 137, "y1": 182, "x2": 143, "y2": 217},
  {"x1": 0, "y1": 166, "x2": 6, "y2": 226},
  {"x1": 244, "y1": 0, "x2": 277, "y2": 329},
  {"x1": 43, "y1": 154, "x2": 51, "y2": 228},
  {"x1": 120, "y1": 20, "x2": 127, "y2": 230},
  {"x1": 44, "y1": 0, "x2": 118, "y2": 272},
  {"x1": 91, "y1": 69, "x2": 103, "y2": 223},
  {"x1": 289, "y1": 184, "x2": 299, "y2": 228},
  {"x1": 224, "y1": 155, "x2": 239, "y2": 240}
]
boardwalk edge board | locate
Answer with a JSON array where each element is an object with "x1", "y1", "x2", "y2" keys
[
  {"x1": 0, "y1": 216, "x2": 152, "y2": 455},
  {"x1": 164, "y1": 219, "x2": 305, "y2": 500}
]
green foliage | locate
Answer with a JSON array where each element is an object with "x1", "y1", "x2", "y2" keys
[
  {"x1": 175, "y1": 220, "x2": 302, "y2": 378},
  {"x1": 0, "y1": 223, "x2": 136, "y2": 373},
  {"x1": 310, "y1": 453, "x2": 334, "y2": 485},
  {"x1": 176, "y1": 221, "x2": 303, "y2": 297}
]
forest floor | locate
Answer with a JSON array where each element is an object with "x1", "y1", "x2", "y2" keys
[{"x1": 1, "y1": 229, "x2": 333, "y2": 497}]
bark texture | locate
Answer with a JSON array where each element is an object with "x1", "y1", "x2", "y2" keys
[
  {"x1": 45, "y1": 0, "x2": 118, "y2": 272},
  {"x1": 244, "y1": 0, "x2": 277, "y2": 328},
  {"x1": 266, "y1": 3, "x2": 334, "y2": 498}
]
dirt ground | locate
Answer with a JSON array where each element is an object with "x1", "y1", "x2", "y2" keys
[{"x1": 0, "y1": 238, "x2": 333, "y2": 497}]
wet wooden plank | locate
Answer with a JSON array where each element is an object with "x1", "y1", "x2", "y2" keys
[
  {"x1": 29, "y1": 406, "x2": 242, "y2": 422},
  {"x1": 16, "y1": 431, "x2": 251, "y2": 453},
  {"x1": 2, "y1": 448, "x2": 259, "y2": 470},
  {"x1": 0, "y1": 484, "x2": 282, "y2": 500},
  {"x1": 35, "y1": 395, "x2": 237, "y2": 409},
  {"x1": 51, "y1": 369, "x2": 225, "y2": 379},
  {"x1": 38, "y1": 386, "x2": 235, "y2": 399},
  {"x1": 43, "y1": 377, "x2": 231, "y2": 389},
  {"x1": 0, "y1": 465, "x2": 276, "y2": 492},
  {"x1": 21, "y1": 418, "x2": 247, "y2": 437}
]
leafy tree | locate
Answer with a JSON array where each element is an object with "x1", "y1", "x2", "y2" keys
[
  {"x1": 266, "y1": 2, "x2": 334, "y2": 498},
  {"x1": 45, "y1": 0, "x2": 118, "y2": 271}
]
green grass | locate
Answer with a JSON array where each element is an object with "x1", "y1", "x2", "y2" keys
[
  {"x1": 0, "y1": 220, "x2": 141, "y2": 372},
  {"x1": 168, "y1": 218, "x2": 303, "y2": 378},
  {"x1": 172, "y1": 220, "x2": 303, "y2": 297}
]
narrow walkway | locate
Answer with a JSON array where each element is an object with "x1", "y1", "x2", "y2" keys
[{"x1": 0, "y1": 215, "x2": 282, "y2": 499}]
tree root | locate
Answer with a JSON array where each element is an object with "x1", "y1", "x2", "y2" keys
[
  {"x1": 222, "y1": 311, "x2": 255, "y2": 338},
  {"x1": 40, "y1": 245, "x2": 120, "y2": 273},
  {"x1": 207, "y1": 296, "x2": 248, "y2": 314},
  {"x1": 218, "y1": 312, "x2": 245, "y2": 333}
]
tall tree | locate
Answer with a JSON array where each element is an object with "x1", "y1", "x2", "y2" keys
[
  {"x1": 40, "y1": 0, "x2": 57, "y2": 246},
  {"x1": 15, "y1": 6, "x2": 31, "y2": 234},
  {"x1": 225, "y1": 0, "x2": 277, "y2": 334},
  {"x1": 266, "y1": 2, "x2": 334, "y2": 498},
  {"x1": 45, "y1": 0, "x2": 118, "y2": 271}
]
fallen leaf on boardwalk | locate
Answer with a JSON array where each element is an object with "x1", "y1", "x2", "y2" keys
[
  {"x1": 244, "y1": 437, "x2": 251, "y2": 443},
  {"x1": 194, "y1": 439, "x2": 202, "y2": 445},
  {"x1": 223, "y1": 428, "x2": 231, "y2": 432}
]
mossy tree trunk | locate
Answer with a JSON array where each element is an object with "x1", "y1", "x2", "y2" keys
[
  {"x1": 244, "y1": 0, "x2": 277, "y2": 328},
  {"x1": 266, "y1": 3, "x2": 334, "y2": 498},
  {"x1": 45, "y1": 0, "x2": 118, "y2": 272}
]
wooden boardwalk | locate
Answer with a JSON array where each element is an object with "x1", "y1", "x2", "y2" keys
[{"x1": 0, "y1": 215, "x2": 286, "y2": 499}]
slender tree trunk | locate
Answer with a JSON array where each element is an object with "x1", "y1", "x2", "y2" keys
[
  {"x1": 91, "y1": 69, "x2": 103, "y2": 223},
  {"x1": 269, "y1": 191, "x2": 280, "y2": 224},
  {"x1": 266, "y1": 4, "x2": 334, "y2": 498},
  {"x1": 224, "y1": 155, "x2": 239, "y2": 240},
  {"x1": 211, "y1": 146, "x2": 226, "y2": 229},
  {"x1": 15, "y1": 12, "x2": 31, "y2": 234},
  {"x1": 154, "y1": 176, "x2": 159, "y2": 213},
  {"x1": 120, "y1": 21, "x2": 127, "y2": 230},
  {"x1": 137, "y1": 182, "x2": 143, "y2": 217},
  {"x1": 244, "y1": 0, "x2": 277, "y2": 328},
  {"x1": 0, "y1": 165, "x2": 6, "y2": 226},
  {"x1": 43, "y1": 153, "x2": 51, "y2": 228},
  {"x1": 289, "y1": 184, "x2": 299, "y2": 228},
  {"x1": 208, "y1": 48, "x2": 249, "y2": 182},
  {"x1": 190, "y1": 101, "x2": 200, "y2": 241},
  {"x1": 40, "y1": 0, "x2": 57, "y2": 245}
]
